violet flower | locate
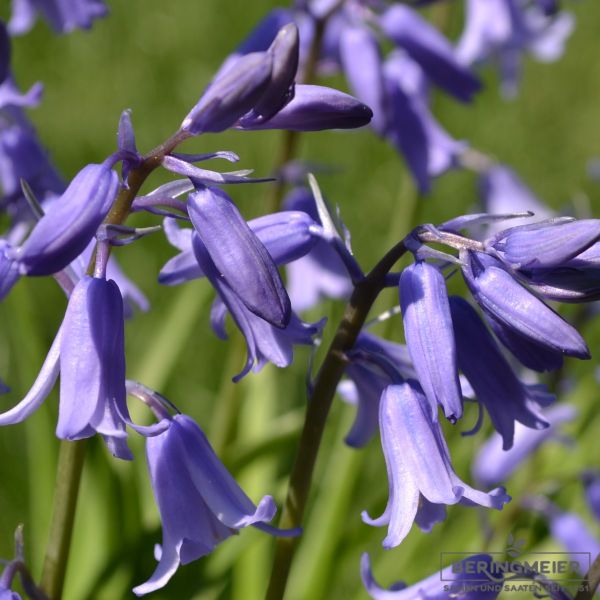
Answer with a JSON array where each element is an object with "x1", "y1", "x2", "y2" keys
[
  {"x1": 550, "y1": 512, "x2": 600, "y2": 575},
  {"x1": 193, "y1": 234, "x2": 323, "y2": 380},
  {"x1": 8, "y1": 0, "x2": 108, "y2": 35},
  {"x1": 457, "y1": 0, "x2": 574, "y2": 97},
  {"x1": 187, "y1": 185, "x2": 291, "y2": 328},
  {"x1": 479, "y1": 165, "x2": 553, "y2": 235},
  {"x1": 400, "y1": 261, "x2": 462, "y2": 422},
  {"x1": 0, "y1": 275, "x2": 143, "y2": 459},
  {"x1": 380, "y1": 5, "x2": 481, "y2": 102},
  {"x1": 133, "y1": 413, "x2": 298, "y2": 596},
  {"x1": 449, "y1": 295, "x2": 550, "y2": 450},
  {"x1": 17, "y1": 161, "x2": 120, "y2": 276},
  {"x1": 364, "y1": 381, "x2": 509, "y2": 548},
  {"x1": 461, "y1": 250, "x2": 590, "y2": 370},
  {"x1": 361, "y1": 552, "x2": 502, "y2": 599},
  {"x1": 383, "y1": 52, "x2": 465, "y2": 193},
  {"x1": 472, "y1": 404, "x2": 576, "y2": 487}
]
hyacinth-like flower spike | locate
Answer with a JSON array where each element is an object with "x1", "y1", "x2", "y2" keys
[
  {"x1": 360, "y1": 553, "x2": 502, "y2": 600},
  {"x1": 8, "y1": 0, "x2": 108, "y2": 35},
  {"x1": 133, "y1": 413, "x2": 299, "y2": 596},
  {"x1": 17, "y1": 160, "x2": 120, "y2": 276},
  {"x1": 0, "y1": 275, "x2": 137, "y2": 459},
  {"x1": 449, "y1": 296, "x2": 549, "y2": 450},
  {"x1": 461, "y1": 250, "x2": 590, "y2": 369},
  {"x1": 400, "y1": 261, "x2": 462, "y2": 422},
  {"x1": 472, "y1": 404, "x2": 576, "y2": 487},
  {"x1": 364, "y1": 381, "x2": 509, "y2": 548},
  {"x1": 380, "y1": 5, "x2": 481, "y2": 102},
  {"x1": 489, "y1": 219, "x2": 600, "y2": 270},
  {"x1": 187, "y1": 185, "x2": 291, "y2": 327}
]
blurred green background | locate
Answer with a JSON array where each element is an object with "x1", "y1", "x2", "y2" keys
[{"x1": 1, "y1": 1, "x2": 600, "y2": 598}]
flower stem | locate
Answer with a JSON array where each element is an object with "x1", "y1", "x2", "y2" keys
[
  {"x1": 39, "y1": 128, "x2": 188, "y2": 599},
  {"x1": 265, "y1": 239, "x2": 408, "y2": 600},
  {"x1": 40, "y1": 440, "x2": 87, "y2": 599}
]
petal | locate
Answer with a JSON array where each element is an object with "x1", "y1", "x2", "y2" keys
[
  {"x1": 339, "y1": 25, "x2": 386, "y2": 134},
  {"x1": 172, "y1": 415, "x2": 277, "y2": 528},
  {"x1": 462, "y1": 251, "x2": 589, "y2": 360},
  {"x1": 0, "y1": 326, "x2": 61, "y2": 425},
  {"x1": 189, "y1": 187, "x2": 291, "y2": 327},
  {"x1": 380, "y1": 5, "x2": 481, "y2": 102},
  {"x1": 449, "y1": 296, "x2": 549, "y2": 450},
  {"x1": 492, "y1": 219, "x2": 600, "y2": 269},
  {"x1": 400, "y1": 262, "x2": 462, "y2": 421}
]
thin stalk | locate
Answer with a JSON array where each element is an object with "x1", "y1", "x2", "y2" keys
[
  {"x1": 575, "y1": 554, "x2": 600, "y2": 600},
  {"x1": 265, "y1": 238, "x2": 409, "y2": 600},
  {"x1": 39, "y1": 128, "x2": 189, "y2": 600}
]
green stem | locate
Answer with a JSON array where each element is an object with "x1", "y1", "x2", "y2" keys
[
  {"x1": 39, "y1": 440, "x2": 87, "y2": 599},
  {"x1": 264, "y1": 238, "x2": 409, "y2": 600},
  {"x1": 39, "y1": 128, "x2": 189, "y2": 599}
]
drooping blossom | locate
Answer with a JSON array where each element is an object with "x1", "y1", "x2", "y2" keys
[
  {"x1": 400, "y1": 261, "x2": 462, "y2": 422},
  {"x1": 364, "y1": 381, "x2": 509, "y2": 548},
  {"x1": 0, "y1": 275, "x2": 149, "y2": 458},
  {"x1": 133, "y1": 413, "x2": 298, "y2": 596}
]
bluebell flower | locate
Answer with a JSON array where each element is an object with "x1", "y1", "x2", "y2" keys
[
  {"x1": 449, "y1": 296, "x2": 550, "y2": 450},
  {"x1": 188, "y1": 185, "x2": 291, "y2": 327},
  {"x1": 488, "y1": 218, "x2": 600, "y2": 271},
  {"x1": 0, "y1": 275, "x2": 140, "y2": 459},
  {"x1": 472, "y1": 404, "x2": 576, "y2": 487},
  {"x1": 400, "y1": 261, "x2": 462, "y2": 422},
  {"x1": 339, "y1": 332, "x2": 416, "y2": 448},
  {"x1": 461, "y1": 250, "x2": 590, "y2": 371},
  {"x1": 193, "y1": 234, "x2": 323, "y2": 380},
  {"x1": 283, "y1": 186, "x2": 352, "y2": 310},
  {"x1": 17, "y1": 161, "x2": 120, "y2": 276},
  {"x1": 361, "y1": 552, "x2": 502, "y2": 599},
  {"x1": 457, "y1": 0, "x2": 574, "y2": 98},
  {"x1": 550, "y1": 512, "x2": 600, "y2": 575},
  {"x1": 339, "y1": 24, "x2": 387, "y2": 134},
  {"x1": 382, "y1": 52, "x2": 466, "y2": 192},
  {"x1": 8, "y1": 0, "x2": 108, "y2": 35},
  {"x1": 364, "y1": 381, "x2": 509, "y2": 548},
  {"x1": 133, "y1": 413, "x2": 298, "y2": 596},
  {"x1": 380, "y1": 5, "x2": 481, "y2": 102}
]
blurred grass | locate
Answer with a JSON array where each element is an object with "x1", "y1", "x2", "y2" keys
[{"x1": 0, "y1": 0, "x2": 600, "y2": 599}]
